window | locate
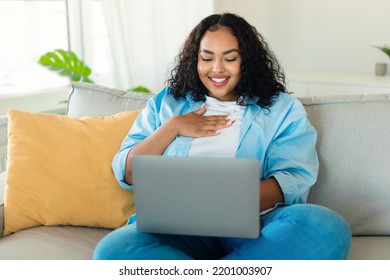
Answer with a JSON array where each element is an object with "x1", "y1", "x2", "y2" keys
[
  {"x1": 0, "y1": 0, "x2": 114, "y2": 115},
  {"x1": 0, "y1": 0, "x2": 69, "y2": 96}
]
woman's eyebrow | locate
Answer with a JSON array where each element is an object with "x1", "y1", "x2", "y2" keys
[{"x1": 199, "y1": 49, "x2": 240, "y2": 55}]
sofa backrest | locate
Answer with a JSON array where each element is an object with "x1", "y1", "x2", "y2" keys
[{"x1": 301, "y1": 94, "x2": 390, "y2": 236}]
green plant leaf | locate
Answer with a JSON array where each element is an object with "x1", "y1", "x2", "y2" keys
[
  {"x1": 38, "y1": 49, "x2": 94, "y2": 83},
  {"x1": 129, "y1": 86, "x2": 152, "y2": 93},
  {"x1": 372, "y1": 44, "x2": 390, "y2": 59}
]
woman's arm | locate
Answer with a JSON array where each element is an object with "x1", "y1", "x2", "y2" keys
[{"x1": 259, "y1": 177, "x2": 284, "y2": 212}]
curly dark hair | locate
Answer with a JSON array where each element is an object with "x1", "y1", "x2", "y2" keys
[{"x1": 166, "y1": 13, "x2": 287, "y2": 109}]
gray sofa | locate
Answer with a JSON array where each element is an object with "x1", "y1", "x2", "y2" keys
[{"x1": 1, "y1": 82, "x2": 390, "y2": 259}]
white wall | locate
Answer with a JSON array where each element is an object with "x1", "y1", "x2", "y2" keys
[{"x1": 214, "y1": 0, "x2": 390, "y2": 75}]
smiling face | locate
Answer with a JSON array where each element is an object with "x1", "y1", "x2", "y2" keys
[{"x1": 197, "y1": 27, "x2": 241, "y2": 101}]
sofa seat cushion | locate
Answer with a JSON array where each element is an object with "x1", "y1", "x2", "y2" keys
[
  {"x1": 349, "y1": 236, "x2": 390, "y2": 260},
  {"x1": 0, "y1": 227, "x2": 388, "y2": 260},
  {"x1": 0, "y1": 226, "x2": 111, "y2": 260}
]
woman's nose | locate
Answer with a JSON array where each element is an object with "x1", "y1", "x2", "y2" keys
[{"x1": 212, "y1": 60, "x2": 225, "y2": 73}]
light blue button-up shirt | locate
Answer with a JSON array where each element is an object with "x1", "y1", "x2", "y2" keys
[{"x1": 112, "y1": 87, "x2": 319, "y2": 205}]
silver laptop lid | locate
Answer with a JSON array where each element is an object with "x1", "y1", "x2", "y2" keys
[{"x1": 131, "y1": 155, "x2": 260, "y2": 238}]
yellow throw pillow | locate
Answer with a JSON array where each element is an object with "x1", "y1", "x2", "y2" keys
[{"x1": 4, "y1": 109, "x2": 140, "y2": 236}]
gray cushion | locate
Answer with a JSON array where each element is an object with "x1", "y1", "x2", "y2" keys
[
  {"x1": 301, "y1": 94, "x2": 390, "y2": 236},
  {"x1": 66, "y1": 82, "x2": 152, "y2": 118},
  {"x1": 349, "y1": 236, "x2": 390, "y2": 260},
  {"x1": 0, "y1": 226, "x2": 111, "y2": 260}
]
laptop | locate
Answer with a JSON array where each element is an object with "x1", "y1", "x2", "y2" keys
[{"x1": 131, "y1": 155, "x2": 260, "y2": 238}]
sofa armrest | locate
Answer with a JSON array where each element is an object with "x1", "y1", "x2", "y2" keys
[{"x1": 0, "y1": 171, "x2": 5, "y2": 238}]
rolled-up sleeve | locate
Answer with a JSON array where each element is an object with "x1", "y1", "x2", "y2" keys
[
  {"x1": 263, "y1": 98, "x2": 319, "y2": 204},
  {"x1": 112, "y1": 96, "x2": 159, "y2": 190}
]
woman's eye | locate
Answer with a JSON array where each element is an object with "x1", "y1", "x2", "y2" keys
[
  {"x1": 201, "y1": 57, "x2": 212, "y2": 62},
  {"x1": 225, "y1": 58, "x2": 237, "y2": 62}
]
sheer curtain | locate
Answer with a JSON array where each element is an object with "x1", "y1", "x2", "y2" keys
[{"x1": 101, "y1": 0, "x2": 214, "y2": 92}]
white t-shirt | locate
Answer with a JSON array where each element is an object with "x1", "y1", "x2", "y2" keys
[{"x1": 188, "y1": 95, "x2": 245, "y2": 158}]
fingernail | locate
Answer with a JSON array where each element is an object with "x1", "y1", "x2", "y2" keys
[{"x1": 226, "y1": 116, "x2": 236, "y2": 124}]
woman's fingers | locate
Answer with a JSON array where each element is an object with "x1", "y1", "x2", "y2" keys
[
  {"x1": 198, "y1": 117, "x2": 234, "y2": 130},
  {"x1": 172, "y1": 105, "x2": 235, "y2": 137},
  {"x1": 185, "y1": 115, "x2": 234, "y2": 137}
]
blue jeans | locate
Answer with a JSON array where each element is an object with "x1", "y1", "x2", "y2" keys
[{"x1": 93, "y1": 204, "x2": 351, "y2": 260}]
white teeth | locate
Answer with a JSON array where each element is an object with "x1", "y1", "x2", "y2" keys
[{"x1": 211, "y1": 77, "x2": 227, "y2": 83}]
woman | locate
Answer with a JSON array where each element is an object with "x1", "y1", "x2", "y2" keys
[{"x1": 94, "y1": 13, "x2": 351, "y2": 260}]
